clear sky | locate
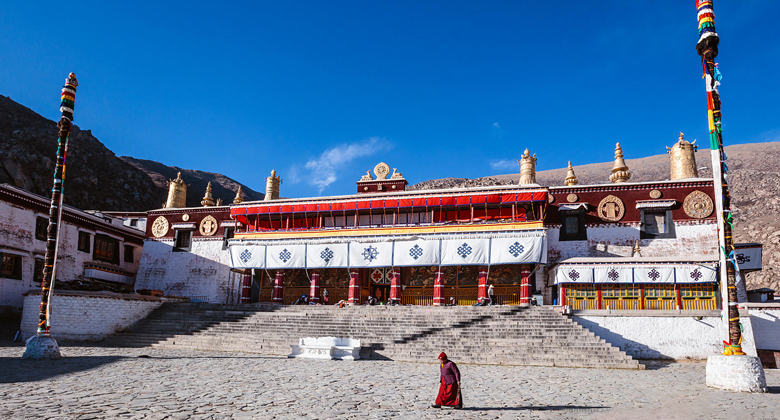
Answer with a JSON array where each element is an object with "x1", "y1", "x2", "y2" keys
[{"x1": 2, "y1": 1, "x2": 778, "y2": 198}]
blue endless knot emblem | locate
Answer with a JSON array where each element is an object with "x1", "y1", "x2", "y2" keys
[
  {"x1": 509, "y1": 241, "x2": 525, "y2": 257},
  {"x1": 279, "y1": 248, "x2": 292, "y2": 263},
  {"x1": 239, "y1": 249, "x2": 252, "y2": 264},
  {"x1": 362, "y1": 246, "x2": 379, "y2": 262},
  {"x1": 457, "y1": 243, "x2": 472, "y2": 259},
  {"x1": 648, "y1": 269, "x2": 661, "y2": 281},
  {"x1": 409, "y1": 245, "x2": 423, "y2": 260},
  {"x1": 567, "y1": 270, "x2": 580, "y2": 281},
  {"x1": 736, "y1": 253, "x2": 750, "y2": 264},
  {"x1": 320, "y1": 247, "x2": 333, "y2": 263},
  {"x1": 607, "y1": 269, "x2": 620, "y2": 282},
  {"x1": 690, "y1": 268, "x2": 703, "y2": 282}
]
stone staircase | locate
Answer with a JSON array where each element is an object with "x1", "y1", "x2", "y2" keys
[{"x1": 105, "y1": 303, "x2": 644, "y2": 369}]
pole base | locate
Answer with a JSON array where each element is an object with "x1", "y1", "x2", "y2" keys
[
  {"x1": 22, "y1": 334, "x2": 62, "y2": 360},
  {"x1": 706, "y1": 354, "x2": 767, "y2": 393}
]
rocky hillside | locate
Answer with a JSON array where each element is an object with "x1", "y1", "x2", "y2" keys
[
  {"x1": 0, "y1": 95, "x2": 261, "y2": 211},
  {"x1": 410, "y1": 142, "x2": 780, "y2": 292}
]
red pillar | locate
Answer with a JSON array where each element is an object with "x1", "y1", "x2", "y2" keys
[
  {"x1": 240, "y1": 273, "x2": 252, "y2": 304},
  {"x1": 272, "y1": 271, "x2": 284, "y2": 303},
  {"x1": 433, "y1": 269, "x2": 444, "y2": 306},
  {"x1": 348, "y1": 269, "x2": 360, "y2": 305},
  {"x1": 390, "y1": 268, "x2": 401, "y2": 303},
  {"x1": 520, "y1": 264, "x2": 532, "y2": 305},
  {"x1": 309, "y1": 271, "x2": 320, "y2": 304},
  {"x1": 477, "y1": 266, "x2": 489, "y2": 301},
  {"x1": 675, "y1": 284, "x2": 682, "y2": 310},
  {"x1": 597, "y1": 285, "x2": 602, "y2": 310},
  {"x1": 639, "y1": 285, "x2": 645, "y2": 310}
]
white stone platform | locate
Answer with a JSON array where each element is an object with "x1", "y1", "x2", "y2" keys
[
  {"x1": 706, "y1": 354, "x2": 767, "y2": 393},
  {"x1": 288, "y1": 337, "x2": 361, "y2": 360}
]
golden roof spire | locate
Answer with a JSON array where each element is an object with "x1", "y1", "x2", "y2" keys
[
  {"x1": 265, "y1": 169, "x2": 281, "y2": 201},
  {"x1": 518, "y1": 148, "x2": 537, "y2": 185},
  {"x1": 564, "y1": 161, "x2": 579, "y2": 186},
  {"x1": 164, "y1": 172, "x2": 187, "y2": 208},
  {"x1": 632, "y1": 240, "x2": 642, "y2": 257},
  {"x1": 609, "y1": 143, "x2": 631, "y2": 183},
  {"x1": 233, "y1": 186, "x2": 244, "y2": 204},
  {"x1": 667, "y1": 132, "x2": 699, "y2": 180},
  {"x1": 201, "y1": 182, "x2": 215, "y2": 207}
]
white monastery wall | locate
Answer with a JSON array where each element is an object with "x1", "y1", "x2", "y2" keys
[
  {"x1": 0, "y1": 200, "x2": 142, "y2": 309},
  {"x1": 573, "y1": 312, "x2": 758, "y2": 360},
  {"x1": 747, "y1": 306, "x2": 780, "y2": 351},
  {"x1": 135, "y1": 238, "x2": 233, "y2": 303},
  {"x1": 20, "y1": 292, "x2": 167, "y2": 341}
]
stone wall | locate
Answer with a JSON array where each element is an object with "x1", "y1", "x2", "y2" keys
[
  {"x1": 572, "y1": 310, "x2": 758, "y2": 360},
  {"x1": 20, "y1": 291, "x2": 174, "y2": 341},
  {"x1": 746, "y1": 304, "x2": 780, "y2": 351}
]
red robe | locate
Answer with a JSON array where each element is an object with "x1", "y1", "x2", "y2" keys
[{"x1": 435, "y1": 360, "x2": 461, "y2": 407}]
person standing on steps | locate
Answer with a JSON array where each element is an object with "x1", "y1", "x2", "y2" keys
[
  {"x1": 431, "y1": 352, "x2": 462, "y2": 409},
  {"x1": 488, "y1": 284, "x2": 495, "y2": 306}
]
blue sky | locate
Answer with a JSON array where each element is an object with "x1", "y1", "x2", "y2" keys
[{"x1": 2, "y1": 1, "x2": 778, "y2": 198}]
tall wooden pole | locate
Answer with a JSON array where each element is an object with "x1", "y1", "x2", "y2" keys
[{"x1": 694, "y1": 1, "x2": 744, "y2": 355}]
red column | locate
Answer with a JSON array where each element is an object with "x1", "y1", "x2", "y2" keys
[
  {"x1": 240, "y1": 273, "x2": 252, "y2": 304},
  {"x1": 309, "y1": 271, "x2": 320, "y2": 304},
  {"x1": 560, "y1": 285, "x2": 566, "y2": 306},
  {"x1": 639, "y1": 285, "x2": 645, "y2": 310},
  {"x1": 272, "y1": 271, "x2": 284, "y2": 303},
  {"x1": 433, "y1": 269, "x2": 444, "y2": 306},
  {"x1": 348, "y1": 269, "x2": 360, "y2": 305},
  {"x1": 390, "y1": 268, "x2": 401, "y2": 303},
  {"x1": 519, "y1": 264, "x2": 532, "y2": 305},
  {"x1": 675, "y1": 284, "x2": 682, "y2": 310},
  {"x1": 477, "y1": 266, "x2": 489, "y2": 301}
]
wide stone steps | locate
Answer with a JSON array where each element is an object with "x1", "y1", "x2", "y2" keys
[{"x1": 106, "y1": 304, "x2": 643, "y2": 369}]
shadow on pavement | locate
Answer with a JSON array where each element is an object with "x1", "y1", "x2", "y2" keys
[
  {"x1": 767, "y1": 386, "x2": 780, "y2": 394},
  {"x1": 640, "y1": 360, "x2": 678, "y2": 370},
  {"x1": 464, "y1": 405, "x2": 610, "y2": 411},
  {"x1": 0, "y1": 356, "x2": 127, "y2": 384}
]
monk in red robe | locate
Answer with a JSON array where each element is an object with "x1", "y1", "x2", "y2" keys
[{"x1": 431, "y1": 352, "x2": 462, "y2": 409}]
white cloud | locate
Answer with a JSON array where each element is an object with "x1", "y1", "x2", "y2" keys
[
  {"x1": 493, "y1": 122, "x2": 500, "y2": 129},
  {"x1": 490, "y1": 159, "x2": 518, "y2": 171},
  {"x1": 300, "y1": 137, "x2": 390, "y2": 193}
]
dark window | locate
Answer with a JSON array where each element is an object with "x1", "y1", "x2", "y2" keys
[
  {"x1": 93, "y1": 234, "x2": 120, "y2": 264},
  {"x1": 559, "y1": 211, "x2": 587, "y2": 241},
  {"x1": 174, "y1": 229, "x2": 192, "y2": 252},
  {"x1": 35, "y1": 217, "x2": 48, "y2": 241},
  {"x1": 78, "y1": 231, "x2": 91, "y2": 253},
  {"x1": 1, "y1": 253, "x2": 23, "y2": 280},
  {"x1": 124, "y1": 245, "x2": 134, "y2": 263},
  {"x1": 222, "y1": 227, "x2": 235, "y2": 250},
  {"x1": 640, "y1": 210, "x2": 676, "y2": 239},
  {"x1": 34, "y1": 259, "x2": 44, "y2": 285},
  {"x1": 129, "y1": 219, "x2": 138, "y2": 227}
]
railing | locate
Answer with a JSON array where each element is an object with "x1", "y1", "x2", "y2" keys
[
  {"x1": 401, "y1": 287, "x2": 433, "y2": 306},
  {"x1": 681, "y1": 298, "x2": 717, "y2": 310},
  {"x1": 188, "y1": 296, "x2": 209, "y2": 303},
  {"x1": 643, "y1": 298, "x2": 676, "y2": 310},
  {"x1": 602, "y1": 298, "x2": 639, "y2": 310},
  {"x1": 567, "y1": 299, "x2": 597, "y2": 310}
]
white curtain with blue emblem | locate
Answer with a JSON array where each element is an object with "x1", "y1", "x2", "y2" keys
[
  {"x1": 488, "y1": 237, "x2": 546, "y2": 265},
  {"x1": 593, "y1": 267, "x2": 634, "y2": 284},
  {"x1": 554, "y1": 266, "x2": 594, "y2": 284},
  {"x1": 266, "y1": 244, "x2": 307, "y2": 269},
  {"x1": 229, "y1": 244, "x2": 266, "y2": 269},
  {"x1": 306, "y1": 243, "x2": 349, "y2": 269},
  {"x1": 634, "y1": 266, "x2": 675, "y2": 284},
  {"x1": 440, "y1": 239, "x2": 489, "y2": 266},
  {"x1": 676, "y1": 264, "x2": 717, "y2": 283},
  {"x1": 393, "y1": 238, "x2": 440, "y2": 267},
  {"x1": 349, "y1": 241, "x2": 393, "y2": 268}
]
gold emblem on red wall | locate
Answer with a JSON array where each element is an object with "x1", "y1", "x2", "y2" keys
[
  {"x1": 151, "y1": 216, "x2": 169, "y2": 237},
  {"x1": 683, "y1": 190, "x2": 714, "y2": 219},
  {"x1": 597, "y1": 195, "x2": 625, "y2": 222},
  {"x1": 199, "y1": 215, "x2": 219, "y2": 236}
]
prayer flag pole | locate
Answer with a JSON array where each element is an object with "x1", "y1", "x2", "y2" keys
[{"x1": 22, "y1": 73, "x2": 78, "y2": 360}]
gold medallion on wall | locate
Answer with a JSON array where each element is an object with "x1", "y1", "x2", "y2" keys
[
  {"x1": 547, "y1": 194, "x2": 555, "y2": 204},
  {"x1": 151, "y1": 216, "x2": 169, "y2": 237},
  {"x1": 199, "y1": 215, "x2": 219, "y2": 236},
  {"x1": 683, "y1": 190, "x2": 714, "y2": 219},
  {"x1": 567, "y1": 193, "x2": 579, "y2": 203},
  {"x1": 597, "y1": 195, "x2": 625, "y2": 222}
]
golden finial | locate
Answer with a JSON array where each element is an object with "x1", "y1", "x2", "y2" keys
[
  {"x1": 518, "y1": 148, "x2": 537, "y2": 185},
  {"x1": 609, "y1": 143, "x2": 631, "y2": 183},
  {"x1": 164, "y1": 172, "x2": 187, "y2": 208},
  {"x1": 564, "y1": 161, "x2": 579, "y2": 186},
  {"x1": 667, "y1": 132, "x2": 699, "y2": 180},
  {"x1": 233, "y1": 186, "x2": 244, "y2": 204},
  {"x1": 201, "y1": 182, "x2": 215, "y2": 207},
  {"x1": 265, "y1": 170, "x2": 281, "y2": 201},
  {"x1": 632, "y1": 240, "x2": 642, "y2": 257}
]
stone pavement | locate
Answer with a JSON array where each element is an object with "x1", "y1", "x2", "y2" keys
[{"x1": 0, "y1": 342, "x2": 778, "y2": 420}]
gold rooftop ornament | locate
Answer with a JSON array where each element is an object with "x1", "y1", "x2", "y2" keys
[
  {"x1": 201, "y1": 182, "x2": 215, "y2": 207},
  {"x1": 609, "y1": 143, "x2": 632, "y2": 183},
  {"x1": 233, "y1": 186, "x2": 244, "y2": 204},
  {"x1": 564, "y1": 161, "x2": 579, "y2": 186},
  {"x1": 517, "y1": 149, "x2": 537, "y2": 185},
  {"x1": 165, "y1": 172, "x2": 187, "y2": 208},
  {"x1": 667, "y1": 132, "x2": 699, "y2": 180},
  {"x1": 264, "y1": 169, "x2": 281, "y2": 201}
]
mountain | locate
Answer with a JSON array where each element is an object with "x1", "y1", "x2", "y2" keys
[
  {"x1": 410, "y1": 142, "x2": 780, "y2": 293},
  {"x1": 0, "y1": 95, "x2": 262, "y2": 211}
]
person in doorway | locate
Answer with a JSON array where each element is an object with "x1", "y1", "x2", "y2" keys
[
  {"x1": 322, "y1": 288, "x2": 329, "y2": 305},
  {"x1": 488, "y1": 285, "x2": 495, "y2": 306},
  {"x1": 431, "y1": 352, "x2": 462, "y2": 409}
]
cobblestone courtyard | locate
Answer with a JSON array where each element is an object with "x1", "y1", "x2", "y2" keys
[{"x1": 1, "y1": 342, "x2": 779, "y2": 420}]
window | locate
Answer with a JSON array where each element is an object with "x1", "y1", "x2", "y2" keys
[
  {"x1": 559, "y1": 211, "x2": 587, "y2": 241},
  {"x1": 644, "y1": 284, "x2": 676, "y2": 299},
  {"x1": 35, "y1": 217, "x2": 48, "y2": 241},
  {"x1": 78, "y1": 231, "x2": 91, "y2": 253},
  {"x1": 124, "y1": 245, "x2": 134, "y2": 263},
  {"x1": 174, "y1": 229, "x2": 192, "y2": 252},
  {"x1": 93, "y1": 234, "x2": 120, "y2": 264},
  {"x1": 640, "y1": 210, "x2": 676, "y2": 239},
  {"x1": 34, "y1": 259, "x2": 44, "y2": 285},
  {"x1": 222, "y1": 227, "x2": 235, "y2": 250},
  {"x1": 601, "y1": 284, "x2": 639, "y2": 299},
  {"x1": 129, "y1": 219, "x2": 138, "y2": 227},
  {"x1": 1, "y1": 253, "x2": 23, "y2": 280}
]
